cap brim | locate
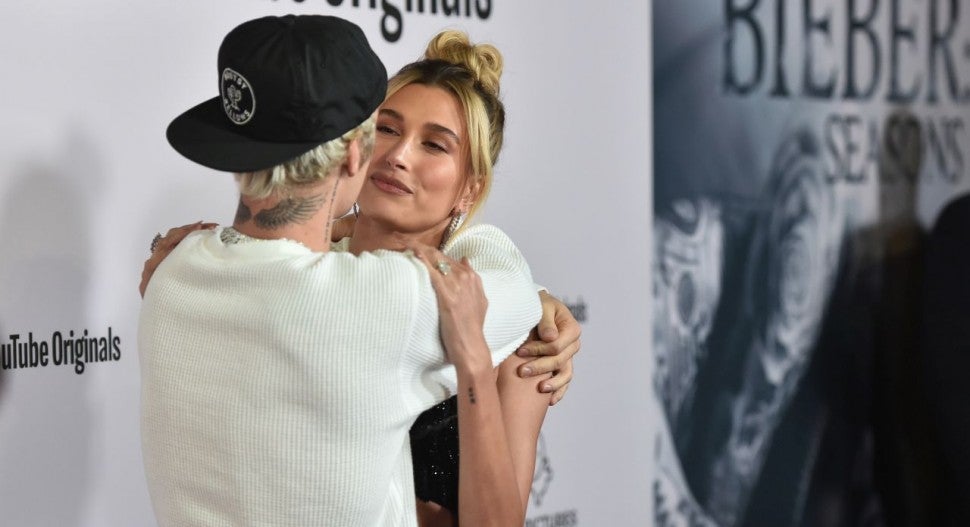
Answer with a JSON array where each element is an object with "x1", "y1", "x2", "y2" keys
[{"x1": 166, "y1": 96, "x2": 325, "y2": 173}]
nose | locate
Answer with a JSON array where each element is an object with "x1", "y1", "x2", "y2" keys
[{"x1": 385, "y1": 135, "x2": 412, "y2": 170}]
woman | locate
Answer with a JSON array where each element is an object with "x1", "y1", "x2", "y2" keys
[
  {"x1": 144, "y1": 29, "x2": 579, "y2": 525},
  {"x1": 355, "y1": 31, "x2": 566, "y2": 525},
  {"x1": 350, "y1": 31, "x2": 576, "y2": 525}
]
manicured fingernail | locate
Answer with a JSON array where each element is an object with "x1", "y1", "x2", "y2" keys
[
  {"x1": 516, "y1": 348, "x2": 529, "y2": 357},
  {"x1": 540, "y1": 383, "x2": 553, "y2": 393},
  {"x1": 521, "y1": 367, "x2": 533, "y2": 377}
]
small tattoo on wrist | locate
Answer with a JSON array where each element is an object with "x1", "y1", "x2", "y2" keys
[{"x1": 468, "y1": 386, "x2": 477, "y2": 404}]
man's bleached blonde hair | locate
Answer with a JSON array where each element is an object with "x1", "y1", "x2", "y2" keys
[{"x1": 235, "y1": 115, "x2": 376, "y2": 199}]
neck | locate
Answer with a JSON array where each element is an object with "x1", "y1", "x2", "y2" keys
[
  {"x1": 232, "y1": 179, "x2": 340, "y2": 253},
  {"x1": 348, "y1": 215, "x2": 447, "y2": 256}
]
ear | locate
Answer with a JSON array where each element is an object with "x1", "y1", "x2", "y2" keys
[
  {"x1": 340, "y1": 139, "x2": 362, "y2": 179},
  {"x1": 455, "y1": 176, "x2": 483, "y2": 214}
]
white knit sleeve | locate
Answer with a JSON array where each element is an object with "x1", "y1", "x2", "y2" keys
[
  {"x1": 426, "y1": 224, "x2": 542, "y2": 395},
  {"x1": 399, "y1": 263, "x2": 450, "y2": 413}
]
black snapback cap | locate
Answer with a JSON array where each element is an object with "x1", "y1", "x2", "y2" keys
[{"x1": 166, "y1": 15, "x2": 387, "y2": 172}]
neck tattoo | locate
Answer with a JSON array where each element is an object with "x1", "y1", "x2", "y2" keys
[
  {"x1": 324, "y1": 178, "x2": 341, "y2": 235},
  {"x1": 234, "y1": 200, "x2": 253, "y2": 224},
  {"x1": 253, "y1": 194, "x2": 325, "y2": 229}
]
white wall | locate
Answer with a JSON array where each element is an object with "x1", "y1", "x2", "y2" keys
[{"x1": 0, "y1": 2, "x2": 654, "y2": 525}]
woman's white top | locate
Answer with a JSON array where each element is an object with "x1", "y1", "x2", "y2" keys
[{"x1": 138, "y1": 224, "x2": 540, "y2": 527}]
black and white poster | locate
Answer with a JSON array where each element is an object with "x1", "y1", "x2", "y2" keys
[
  {"x1": 0, "y1": 1, "x2": 652, "y2": 524},
  {"x1": 652, "y1": 1, "x2": 970, "y2": 525}
]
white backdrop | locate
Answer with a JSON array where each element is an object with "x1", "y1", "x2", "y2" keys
[{"x1": 0, "y1": 1, "x2": 653, "y2": 525}]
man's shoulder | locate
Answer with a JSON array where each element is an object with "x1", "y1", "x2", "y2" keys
[{"x1": 157, "y1": 230, "x2": 429, "y2": 298}]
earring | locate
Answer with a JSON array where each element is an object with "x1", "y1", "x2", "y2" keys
[
  {"x1": 439, "y1": 211, "x2": 465, "y2": 250},
  {"x1": 352, "y1": 202, "x2": 360, "y2": 218}
]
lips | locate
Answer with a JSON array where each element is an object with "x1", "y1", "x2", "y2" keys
[{"x1": 370, "y1": 173, "x2": 413, "y2": 195}]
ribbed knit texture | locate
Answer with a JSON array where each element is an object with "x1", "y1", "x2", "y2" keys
[{"x1": 138, "y1": 224, "x2": 540, "y2": 526}]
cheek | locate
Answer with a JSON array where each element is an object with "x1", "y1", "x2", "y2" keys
[
  {"x1": 356, "y1": 182, "x2": 381, "y2": 212},
  {"x1": 370, "y1": 137, "x2": 392, "y2": 165},
  {"x1": 417, "y1": 159, "x2": 463, "y2": 198}
]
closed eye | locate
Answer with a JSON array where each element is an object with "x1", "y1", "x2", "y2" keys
[{"x1": 424, "y1": 141, "x2": 447, "y2": 152}]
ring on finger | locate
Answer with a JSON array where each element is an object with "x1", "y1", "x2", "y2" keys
[
  {"x1": 435, "y1": 260, "x2": 451, "y2": 276},
  {"x1": 150, "y1": 233, "x2": 163, "y2": 254}
]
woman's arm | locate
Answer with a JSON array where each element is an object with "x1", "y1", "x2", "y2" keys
[
  {"x1": 496, "y1": 353, "x2": 552, "y2": 509},
  {"x1": 411, "y1": 245, "x2": 524, "y2": 527},
  {"x1": 455, "y1": 344, "x2": 524, "y2": 526},
  {"x1": 413, "y1": 287, "x2": 573, "y2": 526},
  {"x1": 140, "y1": 222, "x2": 217, "y2": 297},
  {"x1": 413, "y1": 353, "x2": 554, "y2": 527}
]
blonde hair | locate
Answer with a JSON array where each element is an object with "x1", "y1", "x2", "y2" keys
[
  {"x1": 236, "y1": 115, "x2": 376, "y2": 199},
  {"x1": 386, "y1": 30, "x2": 505, "y2": 226}
]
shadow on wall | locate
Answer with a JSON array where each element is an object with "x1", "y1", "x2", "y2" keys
[
  {"x1": 743, "y1": 108, "x2": 936, "y2": 527},
  {"x1": 0, "y1": 130, "x2": 101, "y2": 526},
  {"x1": 921, "y1": 185, "x2": 970, "y2": 523},
  {"x1": 868, "y1": 108, "x2": 940, "y2": 527},
  {"x1": 0, "y1": 324, "x2": 4, "y2": 417}
]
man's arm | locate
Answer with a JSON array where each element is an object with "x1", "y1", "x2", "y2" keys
[{"x1": 516, "y1": 291, "x2": 581, "y2": 405}]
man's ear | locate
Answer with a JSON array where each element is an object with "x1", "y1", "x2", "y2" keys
[{"x1": 341, "y1": 139, "x2": 362, "y2": 179}]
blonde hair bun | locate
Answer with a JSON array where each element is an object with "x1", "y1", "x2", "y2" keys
[{"x1": 424, "y1": 30, "x2": 503, "y2": 96}]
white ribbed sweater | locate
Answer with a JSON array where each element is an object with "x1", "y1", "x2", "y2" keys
[{"x1": 138, "y1": 224, "x2": 540, "y2": 527}]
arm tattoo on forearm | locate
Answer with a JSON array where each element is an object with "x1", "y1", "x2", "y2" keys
[
  {"x1": 254, "y1": 194, "x2": 325, "y2": 229},
  {"x1": 234, "y1": 200, "x2": 252, "y2": 224},
  {"x1": 468, "y1": 386, "x2": 477, "y2": 405}
]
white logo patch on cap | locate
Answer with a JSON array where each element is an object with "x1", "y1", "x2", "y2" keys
[{"x1": 221, "y1": 68, "x2": 255, "y2": 125}]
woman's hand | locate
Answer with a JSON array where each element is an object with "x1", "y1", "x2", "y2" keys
[
  {"x1": 410, "y1": 244, "x2": 491, "y2": 373},
  {"x1": 140, "y1": 222, "x2": 218, "y2": 297},
  {"x1": 515, "y1": 291, "x2": 581, "y2": 405}
]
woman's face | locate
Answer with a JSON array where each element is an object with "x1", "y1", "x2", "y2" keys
[{"x1": 357, "y1": 83, "x2": 474, "y2": 238}]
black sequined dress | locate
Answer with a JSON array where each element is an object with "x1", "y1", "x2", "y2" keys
[{"x1": 410, "y1": 395, "x2": 460, "y2": 515}]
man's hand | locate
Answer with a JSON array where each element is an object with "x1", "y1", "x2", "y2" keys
[{"x1": 515, "y1": 291, "x2": 581, "y2": 405}]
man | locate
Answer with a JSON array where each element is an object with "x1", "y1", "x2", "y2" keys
[{"x1": 139, "y1": 15, "x2": 540, "y2": 526}]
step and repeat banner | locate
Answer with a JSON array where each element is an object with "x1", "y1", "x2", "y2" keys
[
  {"x1": 653, "y1": 1, "x2": 969, "y2": 526},
  {"x1": 0, "y1": 1, "x2": 652, "y2": 526}
]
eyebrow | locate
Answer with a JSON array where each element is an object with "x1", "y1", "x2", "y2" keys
[
  {"x1": 378, "y1": 108, "x2": 403, "y2": 121},
  {"x1": 379, "y1": 108, "x2": 461, "y2": 144},
  {"x1": 427, "y1": 123, "x2": 461, "y2": 144}
]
